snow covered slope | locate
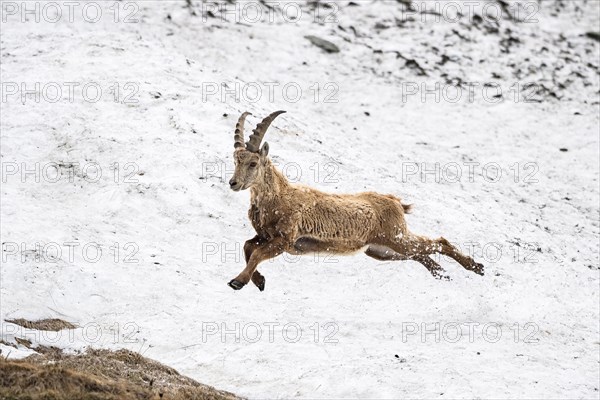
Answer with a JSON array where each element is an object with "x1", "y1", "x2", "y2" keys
[{"x1": 1, "y1": 1, "x2": 599, "y2": 398}]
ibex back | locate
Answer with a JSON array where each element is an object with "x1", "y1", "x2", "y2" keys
[{"x1": 227, "y1": 111, "x2": 484, "y2": 291}]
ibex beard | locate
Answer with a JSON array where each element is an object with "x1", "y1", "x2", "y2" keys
[{"x1": 227, "y1": 111, "x2": 484, "y2": 291}]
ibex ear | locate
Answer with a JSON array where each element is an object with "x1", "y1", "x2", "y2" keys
[{"x1": 260, "y1": 142, "x2": 269, "y2": 157}]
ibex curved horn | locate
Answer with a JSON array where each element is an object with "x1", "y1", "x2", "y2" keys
[
  {"x1": 246, "y1": 110, "x2": 286, "y2": 153},
  {"x1": 234, "y1": 112, "x2": 251, "y2": 149}
]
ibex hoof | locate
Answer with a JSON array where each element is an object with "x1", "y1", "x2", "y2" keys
[
  {"x1": 472, "y1": 262, "x2": 484, "y2": 276},
  {"x1": 228, "y1": 279, "x2": 246, "y2": 290},
  {"x1": 252, "y1": 275, "x2": 265, "y2": 291}
]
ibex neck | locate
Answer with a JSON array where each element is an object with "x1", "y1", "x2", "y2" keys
[{"x1": 250, "y1": 159, "x2": 289, "y2": 201}]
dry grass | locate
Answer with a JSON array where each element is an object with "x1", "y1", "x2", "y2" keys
[
  {"x1": 0, "y1": 348, "x2": 240, "y2": 400},
  {"x1": 6, "y1": 318, "x2": 77, "y2": 331}
]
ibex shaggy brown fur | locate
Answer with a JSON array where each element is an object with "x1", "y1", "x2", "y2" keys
[{"x1": 227, "y1": 111, "x2": 484, "y2": 291}]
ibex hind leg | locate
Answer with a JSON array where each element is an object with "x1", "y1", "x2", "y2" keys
[
  {"x1": 412, "y1": 254, "x2": 451, "y2": 280},
  {"x1": 385, "y1": 235, "x2": 484, "y2": 276},
  {"x1": 292, "y1": 238, "x2": 448, "y2": 279},
  {"x1": 436, "y1": 237, "x2": 484, "y2": 275},
  {"x1": 366, "y1": 243, "x2": 450, "y2": 280}
]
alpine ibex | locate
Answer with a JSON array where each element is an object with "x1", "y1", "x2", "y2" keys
[{"x1": 227, "y1": 111, "x2": 484, "y2": 291}]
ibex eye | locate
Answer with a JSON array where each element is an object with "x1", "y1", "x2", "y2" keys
[{"x1": 249, "y1": 162, "x2": 258, "y2": 168}]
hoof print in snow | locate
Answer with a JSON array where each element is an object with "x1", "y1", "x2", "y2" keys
[
  {"x1": 228, "y1": 279, "x2": 245, "y2": 290},
  {"x1": 304, "y1": 35, "x2": 340, "y2": 53}
]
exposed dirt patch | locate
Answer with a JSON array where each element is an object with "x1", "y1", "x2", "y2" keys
[
  {"x1": 6, "y1": 318, "x2": 77, "y2": 331},
  {"x1": 0, "y1": 348, "x2": 240, "y2": 400},
  {"x1": 14, "y1": 338, "x2": 32, "y2": 348},
  {"x1": 0, "y1": 340, "x2": 17, "y2": 349}
]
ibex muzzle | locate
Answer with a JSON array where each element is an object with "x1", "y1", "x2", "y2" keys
[{"x1": 227, "y1": 111, "x2": 484, "y2": 291}]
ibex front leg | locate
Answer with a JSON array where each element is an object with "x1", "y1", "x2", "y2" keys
[
  {"x1": 243, "y1": 235, "x2": 268, "y2": 291},
  {"x1": 229, "y1": 237, "x2": 287, "y2": 290}
]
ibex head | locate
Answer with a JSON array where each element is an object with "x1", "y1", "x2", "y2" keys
[{"x1": 229, "y1": 110, "x2": 286, "y2": 191}]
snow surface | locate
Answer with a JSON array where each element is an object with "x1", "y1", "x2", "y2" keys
[{"x1": 1, "y1": 0, "x2": 599, "y2": 398}]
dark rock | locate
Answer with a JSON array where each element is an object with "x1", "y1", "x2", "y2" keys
[
  {"x1": 403, "y1": 58, "x2": 427, "y2": 76},
  {"x1": 585, "y1": 32, "x2": 600, "y2": 42},
  {"x1": 304, "y1": 35, "x2": 340, "y2": 53}
]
